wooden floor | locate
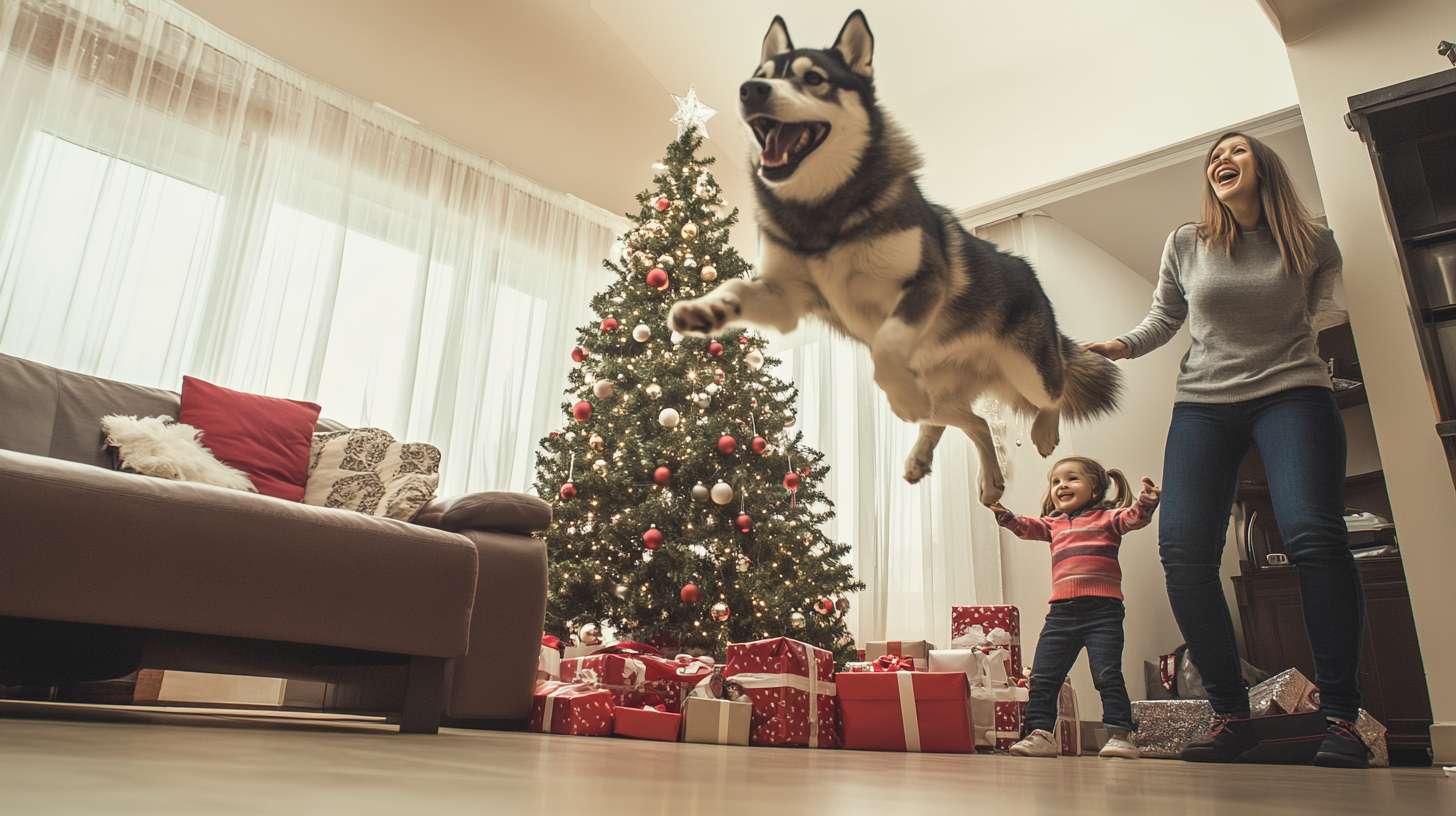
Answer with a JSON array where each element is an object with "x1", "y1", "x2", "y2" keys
[{"x1": 1, "y1": 701, "x2": 1451, "y2": 816}]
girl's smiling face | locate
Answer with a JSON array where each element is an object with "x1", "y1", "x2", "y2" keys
[{"x1": 1049, "y1": 461, "x2": 1095, "y2": 514}]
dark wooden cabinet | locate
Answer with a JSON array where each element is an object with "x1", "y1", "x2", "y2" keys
[
  {"x1": 1345, "y1": 67, "x2": 1456, "y2": 476},
  {"x1": 1231, "y1": 324, "x2": 1433, "y2": 763}
]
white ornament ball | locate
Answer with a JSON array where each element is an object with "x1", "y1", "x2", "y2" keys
[
  {"x1": 691, "y1": 483, "x2": 710, "y2": 502},
  {"x1": 593, "y1": 380, "x2": 614, "y2": 399},
  {"x1": 710, "y1": 481, "x2": 733, "y2": 505},
  {"x1": 657, "y1": 254, "x2": 674, "y2": 269},
  {"x1": 700, "y1": 265, "x2": 717, "y2": 282},
  {"x1": 579, "y1": 622, "x2": 603, "y2": 645},
  {"x1": 745, "y1": 349, "x2": 765, "y2": 370},
  {"x1": 705, "y1": 383, "x2": 720, "y2": 395},
  {"x1": 592, "y1": 458, "x2": 608, "y2": 475},
  {"x1": 790, "y1": 612, "x2": 807, "y2": 630},
  {"x1": 658, "y1": 408, "x2": 681, "y2": 428},
  {"x1": 632, "y1": 324, "x2": 651, "y2": 343},
  {"x1": 694, "y1": 393, "x2": 711, "y2": 408},
  {"x1": 671, "y1": 331, "x2": 684, "y2": 344},
  {"x1": 645, "y1": 383, "x2": 662, "y2": 399}
]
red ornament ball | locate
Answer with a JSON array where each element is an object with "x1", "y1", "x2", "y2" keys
[
  {"x1": 738, "y1": 336, "x2": 749, "y2": 345},
  {"x1": 559, "y1": 482, "x2": 577, "y2": 500},
  {"x1": 646, "y1": 268, "x2": 669, "y2": 290},
  {"x1": 751, "y1": 436, "x2": 768, "y2": 454},
  {"x1": 653, "y1": 466, "x2": 671, "y2": 485},
  {"x1": 572, "y1": 401, "x2": 593, "y2": 422},
  {"x1": 600, "y1": 318, "x2": 619, "y2": 332},
  {"x1": 654, "y1": 196, "x2": 670, "y2": 211},
  {"x1": 783, "y1": 472, "x2": 801, "y2": 490},
  {"x1": 717, "y1": 435, "x2": 738, "y2": 454},
  {"x1": 643, "y1": 528, "x2": 663, "y2": 549},
  {"x1": 571, "y1": 347, "x2": 588, "y2": 363},
  {"x1": 814, "y1": 597, "x2": 835, "y2": 616},
  {"x1": 735, "y1": 513, "x2": 753, "y2": 533},
  {"x1": 680, "y1": 583, "x2": 701, "y2": 603},
  {"x1": 708, "y1": 341, "x2": 723, "y2": 356}
]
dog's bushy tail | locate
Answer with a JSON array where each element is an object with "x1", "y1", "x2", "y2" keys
[{"x1": 1058, "y1": 334, "x2": 1122, "y2": 421}]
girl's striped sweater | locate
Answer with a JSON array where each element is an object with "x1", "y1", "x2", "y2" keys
[{"x1": 994, "y1": 496, "x2": 1158, "y2": 602}]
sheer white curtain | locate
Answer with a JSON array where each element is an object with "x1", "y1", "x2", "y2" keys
[
  {"x1": 771, "y1": 322, "x2": 1004, "y2": 645},
  {"x1": 0, "y1": 0, "x2": 624, "y2": 495}
]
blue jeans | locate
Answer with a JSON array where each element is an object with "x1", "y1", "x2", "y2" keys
[
  {"x1": 1160, "y1": 386, "x2": 1365, "y2": 722},
  {"x1": 1024, "y1": 596, "x2": 1133, "y2": 734}
]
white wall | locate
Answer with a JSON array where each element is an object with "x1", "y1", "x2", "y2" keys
[
  {"x1": 1268, "y1": 0, "x2": 1456, "y2": 762},
  {"x1": 974, "y1": 214, "x2": 1187, "y2": 722}
]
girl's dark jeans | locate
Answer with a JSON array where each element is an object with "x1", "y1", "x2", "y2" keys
[
  {"x1": 1160, "y1": 386, "x2": 1365, "y2": 722},
  {"x1": 1024, "y1": 596, "x2": 1133, "y2": 734}
]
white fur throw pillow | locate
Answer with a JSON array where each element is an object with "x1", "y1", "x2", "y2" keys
[
  {"x1": 304, "y1": 428, "x2": 440, "y2": 521},
  {"x1": 100, "y1": 415, "x2": 257, "y2": 492}
]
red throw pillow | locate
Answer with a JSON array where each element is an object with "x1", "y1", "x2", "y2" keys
[{"x1": 178, "y1": 376, "x2": 322, "y2": 502}]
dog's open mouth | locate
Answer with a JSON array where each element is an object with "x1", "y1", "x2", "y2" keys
[{"x1": 749, "y1": 116, "x2": 830, "y2": 181}]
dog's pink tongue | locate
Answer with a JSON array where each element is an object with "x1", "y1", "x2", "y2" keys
[{"x1": 762, "y1": 121, "x2": 807, "y2": 167}]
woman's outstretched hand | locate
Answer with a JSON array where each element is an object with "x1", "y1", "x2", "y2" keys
[
  {"x1": 1084, "y1": 339, "x2": 1129, "y2": 361},
  {"x1": 1139, "y1": 477, "x2": 1162, "y2": 504}
]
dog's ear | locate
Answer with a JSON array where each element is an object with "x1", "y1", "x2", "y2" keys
[
  {"x1": 760, "y1": 15, "x2": 793, "y2": 64},
  {"x1": 833, "y1": 10, "x2": 873, "y2": 77}
]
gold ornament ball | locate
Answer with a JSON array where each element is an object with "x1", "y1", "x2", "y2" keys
[
  {"x1": 789, "y1": 612, "x2": 807, "y2": 630},
  {"x1": 710, "y1": 602, "x2": 731, "y2": 622},
  {"x1": 691, "y1": 483, "x2": 710, "y2": 502},
  {"x1": 700, "y1": 265, "x2": 717, "y2": 282},
  {"x1": 837, "y1": 596, "x2": 851, "y2": 613},
  {"x1": 681, "y1": 222, "x2": 699, "y2": 240},
  {"x1": 589, "y1": 433, "x2": 605, "y2": 450},
  {"x1": 645, "y1": 383, "x2": 662, "y2": 399},
  {"x1": 578, "y1": 622, "x2": 602, "y2": 645}
]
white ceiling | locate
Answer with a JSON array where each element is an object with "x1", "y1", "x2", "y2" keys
[{"x1": 172, "y1": 0, "x2": 1310, "y2": 279}]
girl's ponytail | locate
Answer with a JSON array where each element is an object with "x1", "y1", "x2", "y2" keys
[{"x1": 1106, "y1": 469, "x2": 1133, "y2": 509}]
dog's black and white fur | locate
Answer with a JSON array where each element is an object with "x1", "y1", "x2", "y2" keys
[{"x1": 669, "y1": 10, "x2": 1121, "y2": 505}]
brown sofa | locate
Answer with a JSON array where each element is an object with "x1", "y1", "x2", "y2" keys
[{"x1": 0, "y1": 353, "x2": 550, "y2": 733}]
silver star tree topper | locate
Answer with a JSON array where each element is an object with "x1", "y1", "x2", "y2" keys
[{"x1": 669, "y1": 86, "x2": 717, "y2": 139}]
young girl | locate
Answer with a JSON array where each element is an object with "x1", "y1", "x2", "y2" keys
[
  {"x1": 1086, "y1": 132, "x2": 1367, "y2": 768},
  {"x1": 990, "y1": 456, "x2": 1160, "y2": 759}
]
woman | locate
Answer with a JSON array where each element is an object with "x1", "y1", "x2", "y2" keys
[{"x1": 1086, "y1": 132, "x2": 1369, "y2": 768}]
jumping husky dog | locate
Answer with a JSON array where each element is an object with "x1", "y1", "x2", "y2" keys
[{"x1": 669, "y1": 10, "x2": 1121, "y2": 506}]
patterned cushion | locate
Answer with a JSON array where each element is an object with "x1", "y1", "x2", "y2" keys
[{"x1": 303, "y1": 428, "x2": 440, "y2": 521}]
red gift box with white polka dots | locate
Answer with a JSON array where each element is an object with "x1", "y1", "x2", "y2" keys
[
  {"x1": 527, "y1": 681, "x2": 614, "y2": 736},
  {"x1": 724, "y1": 637, "x2": 841, "y2": 748},
  {"x1": 950, "y1": 605, "x2": 1022, "y2": 678}
]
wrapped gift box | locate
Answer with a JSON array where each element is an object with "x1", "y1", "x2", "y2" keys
[
  {"x1": 724, "y1": 637, "x2": 840, "y2": 748},
  {"x1": 1130, "y1": 699, "x2": 1213, "y2": 758},
  {"x1": 1355, "y1": 709, "x2": 1390, "y2": 768},
  {"x1": 1248, "y1": 668, "x2": 1318, "y2": 717},
  {"x1": 950, "y1": 606, "x2": 1022, "y2": 677},
  {"x1": 682, "y1": 697, "x2": 752, "y2": 746},
  {"x1": 561, "y1": 646, "x2": 711, "y2": 713},
  {"x1": 613, "y1": 705, "x2": 682, "y2": 742},
  {"x1": 538, "y1": 644, "x2": 562, "y2": 685},
  {"x1": 994, "y1": 697, "x2": 1027, "y2": 751},
  {"x1": 528, "y1": 681, "x2": 614, "y2": 736},
  {"x1": 865, "y1": 640, "x2": 936, "y2": 671},
  {"x1": 838, "y1": 671, "x2": 975, "y2": 753}
]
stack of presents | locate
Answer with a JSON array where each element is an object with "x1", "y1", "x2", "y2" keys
[{"x1": 532, "y1": 604, "x2": 1388, "y2": 763}]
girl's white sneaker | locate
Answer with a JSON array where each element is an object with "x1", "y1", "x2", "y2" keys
[
  {"x1": 1099, "y1": 736, "x2": 1141, "y2": 758},
  {"x1": 1009, "y1": 729, "x2": 1059, "y2": 757}
]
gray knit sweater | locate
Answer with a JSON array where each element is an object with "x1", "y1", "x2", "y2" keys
[{"x1": 1117, "y1": 223, "x2": 1342, "y2": 404}]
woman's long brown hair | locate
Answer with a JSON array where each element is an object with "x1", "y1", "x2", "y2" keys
[{"x1": 1198, "y1": 131, "x2": 1323, "y2": 277}]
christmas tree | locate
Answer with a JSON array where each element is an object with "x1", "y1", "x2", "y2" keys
[{"x1": 533, "y1": 129, "x2": 863, "y2": 662}]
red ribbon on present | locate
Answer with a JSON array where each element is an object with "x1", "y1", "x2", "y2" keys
[
  {"x1": 542, "y1": 634, "x2": 563, "y2": 651},
  {"x1": 1159, "y1": 653, "x2": 1177, "y2": 693},
  {"x1": 871, "y1": 654, "x2": 916, "y2": 672}
]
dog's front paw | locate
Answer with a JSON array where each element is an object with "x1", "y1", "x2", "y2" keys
[
  {"x1": 904, "y1": 450, "x2": 933, "y2": 484},
  {"x1": 670, "y1": 292, "x2": 740, "y2": 336}
]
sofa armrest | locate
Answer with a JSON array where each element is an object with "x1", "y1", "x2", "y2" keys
[{"x1": 413, "y1": 492, "x2": 551, "y2": 535}]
